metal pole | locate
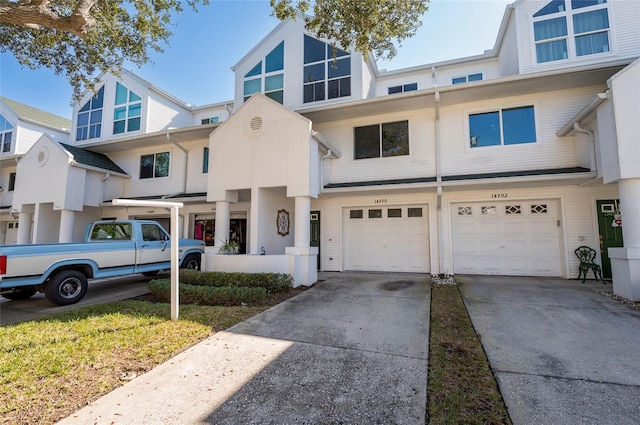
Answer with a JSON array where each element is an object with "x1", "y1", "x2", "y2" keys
[{"x1": 170, "y1": 205, "x2": 179, "y2": 321}]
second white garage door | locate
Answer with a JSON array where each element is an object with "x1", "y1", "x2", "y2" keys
[
  {"x1": 451, "y1": 200, "x2": 562, "y2": 276},
  {"x1": 344, "y1": 205, "x2": 429, "y2": 273}
]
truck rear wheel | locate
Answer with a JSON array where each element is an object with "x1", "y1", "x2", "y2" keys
[
  {"x1": 45, "y1": 270, "x2": 88, "y2": 306},
  {"x1": 181, "y1": 254, "x2": 201, "y2": 270},
  {"x1": 1, "y1": 287, "x2": 37, "y2": 300}
]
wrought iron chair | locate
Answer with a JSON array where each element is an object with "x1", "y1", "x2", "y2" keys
[{"x1": 574, "y1": 246, "x2": 603, "y2": 283}]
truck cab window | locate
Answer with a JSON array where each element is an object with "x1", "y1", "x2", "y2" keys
[{"x1": 142, "y1": 224, "x2": 167, "y2": 242}]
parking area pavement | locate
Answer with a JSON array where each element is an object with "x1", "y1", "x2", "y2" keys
[
  {"x1": 458, "y1": 275, "x2": 640, "y2": 425},
  {"x1": 57, "y1": 272, "x2": 431, "y2": 425}
]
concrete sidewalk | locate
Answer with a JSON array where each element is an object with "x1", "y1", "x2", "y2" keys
[
  {"x1": 57, "y1": 272, "x2": 430, "y2": 424},
  {"x1": 458, "y1": 275, "x2": 640, "y2": 425}
]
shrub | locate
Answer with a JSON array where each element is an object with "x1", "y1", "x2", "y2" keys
[
  {"x1": 149, "y1": 279, "x2": 267, "y2": 306},
  {"x1": 178, "y1": 270, "x2": 292, "y2": 293}
]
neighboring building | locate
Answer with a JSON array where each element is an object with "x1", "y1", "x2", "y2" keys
[{"x1": 6, "y1": 0, "x2": 640, "y2": 300}]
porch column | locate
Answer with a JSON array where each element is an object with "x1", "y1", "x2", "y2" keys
[
  {"x1": 214, "y1": 201, "x2": 230, "y2": 248},
  {"x1": 610, "y1": 178, "x2": 640, "y2": 301},
  {"x1": 16, "y1": 212, "x2": 32, "y2": 244},
  {"x1": 59, "y1": 209, "x2": 75, "y2": 243},
  {"x1": 294, "y1": 196, "x2": 311, "y2": 247}
]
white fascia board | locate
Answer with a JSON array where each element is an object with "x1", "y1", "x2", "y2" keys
[{"x1": 557, "y1": 93, "x2": 609, "y2": 136}]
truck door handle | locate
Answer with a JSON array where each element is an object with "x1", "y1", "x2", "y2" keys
[{"x1": 141, "y1": 244, "x2": 149, "y2": 248}]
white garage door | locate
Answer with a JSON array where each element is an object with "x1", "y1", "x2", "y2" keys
[
  {"x1": 451, "y1": 200, "x2": 561, "y2": 276},
  {"x1": 344, "y1": 205, "x2": 429, "y2": 272}
]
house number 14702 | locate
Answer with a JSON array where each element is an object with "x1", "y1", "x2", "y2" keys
[{"x1": 491, "y1": 193, "x2": 508, "y2": 199}]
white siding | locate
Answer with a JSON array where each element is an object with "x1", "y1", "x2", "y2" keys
[
  {"x1": 0, "y1": 163, "x2": 17, "y2": 208},
  {"x1": 375, "y1": 69, "x2": 432, "y2": 97},
  {"x1": 146, "y1": 92, "x2": 192, "y2": 132},
  {"x1": 440, "y1": 86, "x2": 603, "y2": 176},
  {"x1": 314, "y1": 109, "x2": 435, "y2": 185},
  {"x1": 435, "y1": 59, "x2": 499, "y2": 87},
  {"x1": 498, "y1": 12, "x2": 519, "y2": 76}
]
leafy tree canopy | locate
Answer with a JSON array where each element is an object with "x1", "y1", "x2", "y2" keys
[
  {"x1": 271, "y1": 0, "x2": 429, "y2": 61},
  {"x1": 0, "y1": 0, "x2": 206, "y2": 99}
]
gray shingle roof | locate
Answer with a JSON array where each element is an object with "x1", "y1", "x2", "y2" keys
[
  {"x1": 1, "y1": 97, "x2": 71, "y2": 131},
  {"x1": 60, "y1": 143, "x2": 128, "y2": 176}
]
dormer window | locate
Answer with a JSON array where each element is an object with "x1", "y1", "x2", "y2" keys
[
  {"x1": 243, "y1": 41, "x2": 285, "y2": 104},
  {"x1": 76, "y1": 86, "x2": 104, "y2": 141},
  {"x1": 533, "y1": 0, "x2": 609, "y2": 64},
  {"x1": 303, "y1": 35, "x2": 351, "y2": 103},
  {"x1": 113, "y1": 82, "x2": 142, "y2": 134},
  {"x1": 0, "y1": 114, "x2": 14, "y2": 153}
]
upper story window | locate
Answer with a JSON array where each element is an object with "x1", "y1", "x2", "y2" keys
[
  {"x1": 8, "y1": 172, "x2": 16, "y2": 191},
  {"x1": 469, "y1": 106, "x2": 537, "y2": 148},
  {"x1": 244, "y1": 41, "x2": 285, "y2": 104},
  {"x1": 203, "y1": 147, "x2": 209, "y2": 173},
  {"x1": 114, "y1": 82, "x2": 142, "y2": 134},
  {"x1": 303, "y1": 35, "x2": 351, "y2": 103},
  {"x1": 388, "y1": 83, "x2": 418, "y2": 94},
  {"x1": 201, "y1": 116, "x2": 220, "y2": 124},
  {"x1": 452, "y1": 73, "x2": 483, "y2": 84},
  {"x1": 76, "y1": 86, "x2": 104, "y2": 141},
  {"x1": 140, "y1": 151, "x2": 170, "y2": 179},
  {"x1": 0, "y1": 114, "x2": 14, "y2": 153},
  {"x1": 354, "y1": 120, "x2": 409, "y2": 159},
  {"x1": 533, "y1": 0, "x2": 609, "y2": 64}
]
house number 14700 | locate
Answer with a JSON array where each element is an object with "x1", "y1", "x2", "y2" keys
[
  {"x1": 491, "y1": 193, "x2": 508, "y2": 199},
  {"x1": 374, "y1": 199, "x2": 388, "y2": 204}
]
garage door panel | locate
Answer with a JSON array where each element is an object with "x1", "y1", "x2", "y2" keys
[
  {"x1": 452, "y1": 200, "x2": 561, "y2": 277},
  {"x1": 344, "y1": 205, "x2": 429, "y2": 273}
]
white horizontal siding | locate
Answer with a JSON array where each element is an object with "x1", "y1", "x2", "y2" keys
[
  {"x1": 147, "y1": 94, "x2": 192, "y2": 132},
  {"x1": 610, "y1": 0, "x2": 640, "y2": 59},
  {"x1": 314, "y1": 109, "x2": 435, "y2": 185},
  {"x1": 498, "y1": 15, "x2": 519, "y2": 76}
]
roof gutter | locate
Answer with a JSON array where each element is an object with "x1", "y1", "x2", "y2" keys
[
  {"x1": 557, "y1": 92, "x2": 609, "y2": 136},
  {"x1": 311, "y1": 130, "x2": 342, "y2": 158}
]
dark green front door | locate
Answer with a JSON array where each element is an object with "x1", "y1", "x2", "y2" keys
[
  {"x1": 596, "y1": 200, "x2": 624, "y2": 279},
  {"x1": 310, "y1": 211, "x2": 320, "y2": 270}
]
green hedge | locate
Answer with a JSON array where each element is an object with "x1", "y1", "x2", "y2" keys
[
  {"x1": 178, "y1": 269, "x2": 293, "y2": 293},
  {"x1": 149, "y1": 279, "x2": 267, "y2": 306}
]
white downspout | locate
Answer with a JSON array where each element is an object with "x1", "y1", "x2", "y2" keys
[
  {"x1": 163, "y1": 132, "x2": 188, "y2": 198},
  {"x1": 573, "y1": 122, "x2": 597, "y2": 174},
  {"x1": 435, "y1": 89, "x2": 446, "y2": 277},
  {"x1": 319, "y1": 149, "x2": 332, "y2": 192}
]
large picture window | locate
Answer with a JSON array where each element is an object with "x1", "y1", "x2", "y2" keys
[
  {"x1": 140, "y1": 152, "x2": 170, "y2": 179},
  {"x1": 303, "y1": 35, "x2": 351, "y2": 103},
  {"x1": 469, "y1": 106, "x2": 536, "y2": 148},
  {"x1": 76, "y1": 86, "x2": 104, "y2": 141},
  {"x1": 354, "y1": 120, "x2": 409, "y2": 159},
  {"x1": 533, "y1": 0, "x2": 609, "y2": 64}
]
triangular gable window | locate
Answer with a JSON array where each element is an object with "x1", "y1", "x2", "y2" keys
[
  {"x1": 113, "y1": 82, "x2": 142, "y2": 134},
  {"x1": 0, "y1": 114, "x2": 14, "y2": 153},
  {"x1": 243, "y1": 41, "x2": 285, "y2": 104},
  {"x1": 533, "y1": 0, "x2": 566, "y2": 17},
  {"x1": 76, "y1": 86, "x2": 104, "y2": 141}
]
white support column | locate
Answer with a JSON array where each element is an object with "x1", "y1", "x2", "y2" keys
[
  {"x1": 59, "y1": 209, "x2": 75, "y2": 243},
  {"x1": 610, "y1": 178, "x2": 640, "y2": 301},
  {"x1": 16, "y1": 212, "x2": 33, "y2": 244},
  {"x1": 214, "y1": 201, "x2": 231, "y2": 248},
  {"x1": 294, "y1": 196, "x2": 311, "y2": 248}
]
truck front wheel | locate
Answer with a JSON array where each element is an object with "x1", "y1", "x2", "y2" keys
[
  {"x1": 181, "y1": 254, "x2": 201, "y2": 270},
  {"x1": 45, "y1": 270, "x2": 88, "y2": 306}
]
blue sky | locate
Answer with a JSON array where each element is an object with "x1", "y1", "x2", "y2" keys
[{"x1": 0, "y1": 0, "x2": 512, "y2": 118}]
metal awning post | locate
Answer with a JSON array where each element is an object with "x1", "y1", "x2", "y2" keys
[{"x1": 111, "y1": 198, "x2": 184, "y2": 321}]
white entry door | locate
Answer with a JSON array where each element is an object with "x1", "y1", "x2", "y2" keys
[
  {"x1": 451, "y1": 200, "x2": 562, "y2": 276},
  {"x1": 343, "y1": 205, "x2": 429, "y2": 273}
]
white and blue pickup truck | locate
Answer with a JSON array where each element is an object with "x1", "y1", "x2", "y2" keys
[{"x1": 0, "y1": 220, "x2": 205, "y2": 306}]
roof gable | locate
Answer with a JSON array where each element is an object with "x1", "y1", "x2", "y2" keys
[
  {"x1": 59, "y1": 143, "x2": 128, "y2": 176},
  {"x1": 0, "y1": 97, "x2": 71, "y2": 131}
]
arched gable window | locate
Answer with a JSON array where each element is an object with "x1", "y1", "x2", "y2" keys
[
  {"x1": 243, "y1": 41, "x2": 285, "y2": 104},
  {"x1": 0, "y1": 114, "x2": 14, "y2": 153},
  {"x1": 113, "y1": 82, "x2": 142, "y2": 134},
  {"x1": 76, "y1": 86, "x2": 104, "y2": 141}
]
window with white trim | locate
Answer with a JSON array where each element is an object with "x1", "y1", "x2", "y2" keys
[
  {"x1": 113, "y1": 82, "x2": 142, "y2": 134},
  {"x1": 203, "y1": 147, "x2": 209, "y2": 174},
  {"x1": 354, "y1": 120, "x2": 409, "y2": 159},
  {"x1": 244, "y1": 41, "x2": 284, "y2": 104},
  {"x1": 303, "y1": 35, "x2": 351, "y2": 103},
  {"x1": 533, "y1": 0, "x2": 609, "y2": 64},
  {"x1": 0, "y1": 114, "x2": 14, "y2": 153},
  {"x1": 8, "y1": 172, "x2": 16, "y2": 191},
  {"x1": 76, "y1": 86, "x2": 104, "y2": 141},
  {"x1": 201, "y1": 116, "x2": 220, "y2": 124},
  {"x1": 388, "y1": 83, "x2": 418, "y2": 94},
  {"x1": 139, "y1": 152, "x2": 170, "y2": 179},
  {"x1": 452, "y1": 73, "x2": 483, "y2": 84},
  {"x1": 469, "y1": 106, "x2": 537, "y2": 148}
]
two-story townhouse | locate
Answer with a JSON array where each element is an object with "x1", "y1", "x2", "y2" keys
[
  {"x1": 0, "y1": 97, "x2": 71, "y2": 244},
  {"x1": 8, "y1": 0, "x2": 640, "y2": 299}
]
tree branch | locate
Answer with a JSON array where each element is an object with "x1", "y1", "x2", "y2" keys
[{"x1": 0, "y1": 0, "x2": 97, "y2": 37}]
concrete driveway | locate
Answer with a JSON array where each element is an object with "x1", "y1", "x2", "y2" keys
[
  {"x1": 57, "y1": 272, "x2": 431, "y2": 424},
  {"x1": 458, "y1": 275, "x2": 640, "y2": 425},
  {"x1": 0, "y1": 274, "x2": 152, "y2": 325}
]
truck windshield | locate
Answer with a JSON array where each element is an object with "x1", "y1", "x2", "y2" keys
[{"x1": 91, "y1": 223, "x2": 132, "y2": 240}]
